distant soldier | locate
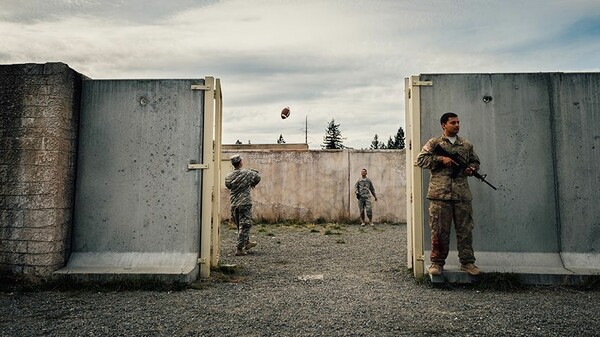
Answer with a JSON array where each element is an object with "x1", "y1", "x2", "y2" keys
[
  {"x1": 355, "y1": 168, "x2": 377, "y2": 226},
  {"x1": 225, "y1": 155, "x2": 261, "y2": 256},
  {"x1": 416, "y1": 112, "x2": 481, "y2": 276}
]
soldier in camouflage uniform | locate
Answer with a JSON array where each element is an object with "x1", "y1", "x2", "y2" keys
[
  {"x1": 355, "y1": 168, "x2": 378, "y2": 226},
  {"x1": 416, "y1": 112, "x2": 481, "y2": 276},
  {"x1": 225, "y1": 155, "x2": 261, "y2": 256}
]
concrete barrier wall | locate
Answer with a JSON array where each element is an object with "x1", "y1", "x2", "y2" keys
[
  {"x1": 551, "y1": 74, "x2": 600, "y2": 266},
  {"x1": 419, "y1": 73, "x2": 559, "y2": 252},
  {"x1": 57, "y1": 79, "x2": 206, "y2": 282},
  {"x1": 221, "y1": 149, "x2": 407, "y2": 224},
  {"x1": 414, "y1": 72, "x2": 600, "y2": 276},
  {"x1": 0, "y1": 63, "x2": 83, "y2": 277}
]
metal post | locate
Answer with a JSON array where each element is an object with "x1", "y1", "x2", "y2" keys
[
  {"x1": 200, "y1": 76, "x2": 216, "y2": 278},
  {"x1": 211, "y1": 79, "x2": 223, "y2": 267},
  {"x1": 407, "y1": 75, "x2": 426, "y2": 277}
]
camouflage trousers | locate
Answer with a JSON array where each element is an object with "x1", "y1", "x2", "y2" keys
[
  {"x1": 357, "y1": 197, "x2": 373, "y2": 220},
  {"x1": 428, "y1": 200, "x2": 475, "y2": 266},
  {"x1": 231, "y1": 204, "x2": 253, "y2": 250}
]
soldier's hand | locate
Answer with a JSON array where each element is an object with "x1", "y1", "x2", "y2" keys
[
  {"x1": 465, "y1": 166, "x2": 476, "y2": 176},
  {"x1": 440, "y1": 156, "x2": 455, "y2": 167}
]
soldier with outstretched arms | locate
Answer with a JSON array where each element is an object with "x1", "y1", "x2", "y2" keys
[{"x1": 225, "y1": 155, "x2": 261, "y2": 256}]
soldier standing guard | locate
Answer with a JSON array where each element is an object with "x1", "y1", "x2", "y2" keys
[
  {"x1": 355, "y1": 168, "x2": 377, "y2": 226},
  {"x1": 225, "y1": 155, "x2": 261, "y2": 256},
  {"x1": 416, "y1": 112, "x2": 481, "y2": 276}
]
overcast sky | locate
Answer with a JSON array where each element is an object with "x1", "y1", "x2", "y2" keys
[{"x1": 2, "y1": 0, "x2": 600, "y2": 148}]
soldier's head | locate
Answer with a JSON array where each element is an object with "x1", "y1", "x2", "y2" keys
[
  {"x1": 440, "y1": 112, "x2": 460, "y2": 137},
  {"x1": 230, "y1": 155, "x2": 243, "y2": 168},
  {"x1": 361, "y1": 168, "x2": 367, "y2": 177}
]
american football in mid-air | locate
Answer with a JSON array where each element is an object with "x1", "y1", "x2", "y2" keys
[{"x1": 281, "y1": 106, "x2": 291, "y2": 119}]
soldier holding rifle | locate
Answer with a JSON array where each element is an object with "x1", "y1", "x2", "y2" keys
[{"x1": 416, "y1": 112, "x2": 485, "y2": 276}]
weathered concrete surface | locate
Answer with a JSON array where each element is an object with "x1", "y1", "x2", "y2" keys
[
  {"x1": 59, "y1": 79, "x2": 205, "y2": 282},
  {"x1": 221, "y1": 149, "x2": 407, "y2": 224},
  {"x1": 0, "y1": 62, "x2": 83, "y2": 277},
  {"x1": 414, "y1": 72, "x2": 600, "y2": 278},
  {"x1": 551, "y1": 74, "x2": 600, "y2": 266}
]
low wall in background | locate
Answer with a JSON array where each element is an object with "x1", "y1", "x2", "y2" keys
[
  {"x1": 0, "y1": 63, "x2": 83, "y2": 277},
  {"x1": 221, "y1": 149, "x2": 407, "y2": 224}
]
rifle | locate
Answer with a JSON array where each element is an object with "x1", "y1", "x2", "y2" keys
[{"x1": 432, "y1": 144, "x2": 498, "y2": 190}]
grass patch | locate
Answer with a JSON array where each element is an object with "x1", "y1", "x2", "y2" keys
[
  {"x1": 225, "y1": 221, "x2": 237, "y2": 230},
  {"x1": 309, "y1": 228, "x2": 320, "y2": 233},
  {"x1": 474, "y1": 272, "x2": 526, "y2": 291},
  {"x1": 189, "y1": 264, "x2": 250, "y2": 289},
  {"x1": 414, "y1": 273, "x2": 431, "y2": 286}
]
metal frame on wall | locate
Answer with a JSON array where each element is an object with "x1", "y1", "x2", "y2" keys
[{"x1": 405, "y1": 75, "x2": 427, "y2": 277}]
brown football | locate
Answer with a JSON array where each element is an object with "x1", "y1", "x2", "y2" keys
[{"x1": 281, "y1": 107, "x2": 290, "y2": 119}]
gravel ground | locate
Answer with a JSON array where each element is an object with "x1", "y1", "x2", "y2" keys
[{"x1": 1, "y1": 223, "x2": 599, "y2": 337}]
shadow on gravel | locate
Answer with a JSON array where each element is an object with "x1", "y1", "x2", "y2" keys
[
  {"x1": 1, "y1": 263, "x2": 256, "y2": 293},
  {"x1": 7, "y1": 268, "x2": 591, "y2": 294},
  {"x1": 0, "y1": 275, "x2": 188, "y2": 293},
  {"x1": 413, "y1": 271, "x2": 600, "y2": 292}
]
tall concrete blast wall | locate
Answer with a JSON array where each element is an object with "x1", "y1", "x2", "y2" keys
[
  {"x1": 415, "y1": 73, "x2": 599, "y2": 277},
  {"x1": 221, "y1": 149, "x2": 407, "y2": 224},
  {"x1": 0, "y1": 63, "x2": 83, "y2": 277}
]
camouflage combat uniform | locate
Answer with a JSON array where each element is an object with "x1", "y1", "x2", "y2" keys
[
  {"x1": 225, "y1": 168, "x2": 261, "y2": 250},
  {"x1": 416, "y1": 135, "x2": 480, "y2": 267},
  {"x1": 355, "y1": 177, "x2": 377, "y2": 220}
]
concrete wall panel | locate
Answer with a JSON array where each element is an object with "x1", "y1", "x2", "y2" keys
[
  {"x1": 552, "y1": 74, "x2": 600, "y2": 255},
  {"x1": 73, "y1": 80, "x2": 203, "y2": 254},
  {"x1": 411, "y1": 72, "x2": 600, "y2": 279},
  {"x1": 418, "y1": 73, "x2": 558, "y2": 253}
]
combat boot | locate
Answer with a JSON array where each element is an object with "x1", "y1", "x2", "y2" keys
[
  {"x1": 235, "y1": 249, "x2": 247, "y2": 256},
  {"x1": 245, "y1": 241, "x2": 257, "y2": 250},
  {"x1": 460, "y1": 263, "x2": 480, "y2": 275},
  {"x1": 428, "y1": 264, "x2": 443, "y2": 276}
]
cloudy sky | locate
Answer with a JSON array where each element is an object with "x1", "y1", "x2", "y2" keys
[{"x1": 2, "y1": 0, "x2": 600, "y2": 148}]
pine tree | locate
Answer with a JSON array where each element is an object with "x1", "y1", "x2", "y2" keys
[
  {"x1": 370, "y1": 134, "x2": 382, "y2": 149},
  {"x1": 277, "y1": 134, "x2": 286, "y2": 144},
  {"x1": 394, "y1": 127, "x2": 406, "y2": 149},
  {"x1": 386, "y1": 136, "x2": 395, "y2": 149},
  {"x1": 322, "y1": 119, "x2": 345, "y2": 149}
]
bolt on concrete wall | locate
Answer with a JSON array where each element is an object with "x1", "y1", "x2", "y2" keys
[
  {"x1": 221, "y1": 149, "x2": 407, "y2": 224},
  {"x1": 0, "y1": 63, "x2": 83, "y2": 277}
]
